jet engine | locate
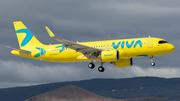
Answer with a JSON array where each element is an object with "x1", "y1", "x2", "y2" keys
[{"x1": 98, "y1": 50, "x2": 119, "y2": 62}]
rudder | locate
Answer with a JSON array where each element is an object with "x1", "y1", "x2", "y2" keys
[{"x1": 13, "y1": 21, "x2": 44, "y2": 49}]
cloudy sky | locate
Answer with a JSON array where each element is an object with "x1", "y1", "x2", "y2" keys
[{"x1": 0, "y1": 0, "x2": 180, "y2": 88}]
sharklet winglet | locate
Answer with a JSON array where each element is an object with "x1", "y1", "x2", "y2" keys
[{"x1": 45, "y1": 26, "x2": 55, "y2": 37}]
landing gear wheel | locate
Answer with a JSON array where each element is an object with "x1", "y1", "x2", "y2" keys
[
  {"x1": 98, "y1": 66, "x2": 105, "y2": 72},
  {"x1": 151, "y1": 62, "x2": 155, "y2": 66},
  {"x1": 150, "y1": 56, "x2": 155, "y2": 66},
  {"x1": 88, "y1": 63, "x2": 95, "y2": 69}
]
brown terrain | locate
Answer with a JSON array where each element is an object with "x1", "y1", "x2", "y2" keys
[{"x1": 25, "y1": 85, "x2": 169, "y2": 101}]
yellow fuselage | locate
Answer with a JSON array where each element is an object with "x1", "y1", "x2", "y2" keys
[{"x1": 11, "y1": 37, "x2": 175, "y2": 62}]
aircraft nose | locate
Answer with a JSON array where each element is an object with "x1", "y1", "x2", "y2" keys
[{"x1": 170, "y1": 44, "x2": 175, "y2": 52}]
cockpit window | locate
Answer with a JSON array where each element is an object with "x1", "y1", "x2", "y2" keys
[{"x1": 158, "y1": 40, "x2": 168, "y2": 44}]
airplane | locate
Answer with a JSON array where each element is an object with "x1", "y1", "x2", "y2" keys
[{"x1": 6, "y1": 21, "x2": 175, "y2": 72}]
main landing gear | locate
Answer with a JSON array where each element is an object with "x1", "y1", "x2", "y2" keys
[
  {"x1": 150, "y1": 56, "x2": 155, "y2": 66},
  {"x1": 88, "y1": 62, "x2": 105, "y2": 72},
  {"x1": 98, "y1": 62, "x2": 105, "y2": 72},
  {"x1": 88, "y1": 62, "x2": 95, "y2": 69},
  {"x1": 88, "y1": 55, "x2": 105, "y2": 72}
]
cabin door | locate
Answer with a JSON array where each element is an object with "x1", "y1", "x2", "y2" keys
[{"x1": 148, "y1": 39, "x2": 153, "y2": 48}]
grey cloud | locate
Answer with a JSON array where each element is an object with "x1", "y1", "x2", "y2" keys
[
  {"x1": 0, "y1": 60, "x2": 87, "y2": 83},
  {"x1": 0, "y1": 0, "x2": 179, "y2": 88},
  {"x1": 0, "y1": 59, "x2": 180, "y2": 88}
]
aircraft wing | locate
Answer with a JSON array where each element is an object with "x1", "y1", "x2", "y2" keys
[
  {"x1": 45, "y1": 26, "x2": 101, "y2": 58},
  {"x1": 6, "y1": 46, "x2": 31, "y2": 55}
]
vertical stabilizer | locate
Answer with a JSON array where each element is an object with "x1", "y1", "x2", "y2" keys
[{"x1": 13, "y1": 21, "x2": 44, "y2": 49}]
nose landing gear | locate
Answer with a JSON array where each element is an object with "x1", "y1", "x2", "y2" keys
[{"x1": 150, "y1": 56, "x2": 155, "y2": 66}]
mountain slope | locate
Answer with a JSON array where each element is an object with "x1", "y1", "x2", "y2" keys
[
  {"x1": 0, "y1": 77, "x2": 179, "y2": 101},
  {"x1": 25, "y1": 85, "x2": 169, "y2": 101},
  {"x1": 25, "y1": 85, "x2": 122, "y2": 101}
]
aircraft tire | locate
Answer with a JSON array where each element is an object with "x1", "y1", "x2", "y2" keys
[
  {"x1": 88, "y1": 63, "x2": 95, "y2": 69},
  {"x1": 98, "y1": 66, "x2": 105, "y2": 72},
  {"x1": 151, "y1": 62, "x2": 155, "y2": 66}
]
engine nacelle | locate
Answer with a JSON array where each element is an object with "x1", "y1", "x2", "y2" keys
[
  {"x1": 98, "y1": 50, "x2": 119, "y2": 62},
  {"x1": 110, "y1": 58, "x2": 133, "y2": 67}
]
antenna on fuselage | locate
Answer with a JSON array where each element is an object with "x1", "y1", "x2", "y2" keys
[{"x1": 148, "y1": 35, "x2": 151, "y2": 38}]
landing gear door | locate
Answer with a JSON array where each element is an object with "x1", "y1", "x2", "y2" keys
[{"x1": 148, "y1": 39, "x2": 153, "y2": 48}]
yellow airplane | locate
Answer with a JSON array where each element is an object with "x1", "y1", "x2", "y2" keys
[{"x1": 7, "y1": 21, "x2": 175, "y2": 72}]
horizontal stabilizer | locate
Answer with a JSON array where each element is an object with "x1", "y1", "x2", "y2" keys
[{"x1": 6, "y1": 46, "x2": 31, "y2": 54}]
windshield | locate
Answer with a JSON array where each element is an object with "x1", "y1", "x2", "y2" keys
[{"x1": 158, "y1": 40, "x2": 168, "y2": 44}]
